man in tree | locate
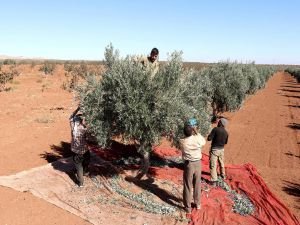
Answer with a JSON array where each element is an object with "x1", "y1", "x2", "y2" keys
[
  {"x1": 179, "y1": 119, "x2": 206, "y2": 216},
  {"x1": 207, "y1": 118, "x2": 229, "y2": 184},
  {"x1": 139, "y1": 47, "x2": 159, "y2": 76},
  {"x1": 134, "y1": 47, "x2": 159, "y2": 179},
  {"x1": 69, "y1": 106, "x2": 90, "y2": 187}
]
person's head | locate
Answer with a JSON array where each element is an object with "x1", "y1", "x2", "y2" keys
[
  {"x1": 211, "y1": 115, "x2": 218, "y2": 124},
  {"x1": 74, "y1": 114, "x2": 83, "y2": 125},
  {"x1": 149, "y1": 47, "x2": 159, "y2": 63},
  {"x1": 184, "y1": 125, "x2": 194, "y2": 137},
  {"x1": 218, "y1": 118, "x2": 228, "y2": 128}
]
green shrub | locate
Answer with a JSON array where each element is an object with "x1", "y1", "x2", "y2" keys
[
  {"x1": 39, "y1": 61, "x2": 56, "y2": 75},
  {"x1": 0, "y1": 70, "x2": 19, "y2": 91},
  {"x1": 241, "y1": 63, "x2": 261, "y2": 94}
]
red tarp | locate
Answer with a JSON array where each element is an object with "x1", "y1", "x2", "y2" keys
[{"x1": 94, "y1": 144, "x2": 300, "y2": 225}]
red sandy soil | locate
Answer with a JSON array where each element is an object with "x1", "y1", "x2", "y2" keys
[{"x1": 0, "y1": 66, "x2": 299, "y2": 224}]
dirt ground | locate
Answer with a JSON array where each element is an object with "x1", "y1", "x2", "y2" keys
[{"x1": 0, "y1": 66, "x2": 299, "y2": 224}]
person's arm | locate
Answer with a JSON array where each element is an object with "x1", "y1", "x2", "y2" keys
[
  {"x1": 225, "y1": 133, "x2": 228, "y2": 145},
  {"x1": 70, "y1": 106, "x2": 80, "y2": 120},
  {"x1": 207, "y1": 128, "x2": 215, "y2": 141},
  {"x1": 198, "y1": 134, "x2": 206, "y2": 148},
  {"x1": 69, "y1": 106, "x2": 80, "y2": 131}
]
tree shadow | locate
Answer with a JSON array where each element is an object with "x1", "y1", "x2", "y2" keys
[
  {"x1": 125, "y1": 175, "x2": 184, "y2": 209},
  {"x1": 40, "y1": 141, "x2": 73, "y2": 163},
  {"x1": 282, "y1": 81, "x2": 298, "y2": 85},
  {"x1": 150, "y1": 151, "x2": 183, "y2": 170},
  {"x1": 92, "y1": 140, "x2": 139, "y2": 163},
  {"x1": 285, "y1": 152, "x2": 300, "y2": 158},
  {"x1": 287, "y1": 123, "x2": 300, "y2": 130},
  {"x1": 49, "y1": 157, "x2": 78, "y2": 185},
  {"x1": 281, "y1": 94, "x2": 300, "y2": 99},
  {"x1": 39, "y1": 140, "x2": 124, "y2": 185},
  {"x1": 92, "y1": 140, "x2": 184, "y2": 171},
  {"x1": 282, "y1": 181, "x2": 300, "y2": 209},
  {"x1": 285, "y1": 105, "x2": 300, "y2": 108},
  {"x1": 110, "y1": 140, "x2": 138, "y2": 158},
  {"x1": 279, "y1": 88, "x2": 300, "y2": 93},
  {"x1": 280, "y1": 85, "x2": 299, "y2": 89},
  {"x1": 48, "y1": 151, "x2": 121, "y2": 186},
  {"x1": 93, "y1": 141, "x2": 186, "y2": 209}
]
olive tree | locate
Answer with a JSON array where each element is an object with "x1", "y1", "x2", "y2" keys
[{"x1": 77, "y1": 44, "x2": 212, "y2": 178}]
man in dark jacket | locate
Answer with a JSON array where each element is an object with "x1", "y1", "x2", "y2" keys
[{"x1": 207, "y1": 118, "x2": 229, "y2": 183}]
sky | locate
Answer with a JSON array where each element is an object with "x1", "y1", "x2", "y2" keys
[{"x1": 0, "y1": 0, "x2": 299, "y2": 64}]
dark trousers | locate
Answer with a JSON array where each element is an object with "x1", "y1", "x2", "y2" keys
[
  {"x1": 73, "y1": 151, "x2": 90, "y2": 185},
  {"x1": 183, "y1": 160, "x2": 201, "y2": 213}
]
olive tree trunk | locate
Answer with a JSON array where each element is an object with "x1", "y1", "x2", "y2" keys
[{"x1": 135, "y1": 143, "x2": 151, "y2": 179}]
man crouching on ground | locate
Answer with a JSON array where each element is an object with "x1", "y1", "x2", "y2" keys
[
  {"x1": 70, "y1": 106, "x2": 90, "y2": 187},
  {"x1": 179, "y1": 119, "x2": 206, "y2": 216}
]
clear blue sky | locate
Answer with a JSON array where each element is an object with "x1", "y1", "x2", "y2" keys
[{"x1": 0, "y1": 0, "x2": 299, "y2": 64}]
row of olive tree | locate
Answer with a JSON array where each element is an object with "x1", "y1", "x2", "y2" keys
[
  {"x1": 76, "y1": 44, "x2": 275, "y2": 177},
  {"x1": 285, "y1": 67, "x2": 300, "y2": 83},
  {"x1": 206, "y1": 62, "x2": 275, "y2": 114}
]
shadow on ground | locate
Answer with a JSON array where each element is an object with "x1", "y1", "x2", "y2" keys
[
  {"x1": 125, "y1": 175, "x2": 183, "y2": 209},
  {"x1": 282, "y1": 181, "x2": 300, "y2": 210},
  {"x1": 285, "y1": 152, "x2": 300, "y2": 159},
  {"x1": 281, "y1": 94, "x2": 300, "y2": 99},
  {"x1": 287, "y1": 123, "x2": 300, "y2": 130},
  {"x1": 40, "y1": 141, "x2": 73, "y2": 163},
  {"x1": 279, "y1": 88, "x2": 300, "y2": 93}
]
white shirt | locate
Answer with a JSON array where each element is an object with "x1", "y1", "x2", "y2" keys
[{"x1": 180, "y1": 134, "x2": 206, "y2": 161}]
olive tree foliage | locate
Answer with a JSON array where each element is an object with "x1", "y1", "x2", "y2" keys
[
  {"x1": 257, "y1": 65, "x2": 275, "y2": 87},
  {"x1": 205, "y1": 62, "x2": 249, "y2": 113},
  {"x1": 206, "y1": 61, "x2": 276, "y2": 114},
  {"x1": 241, "y1": 62, "x2": 261, "y2": 95},
  {"x1": 77, "y1": 44, "x2": 212, "y2": 153},
  {"x1": 285, "y1": 67, "x2": 300, "y2": 83}
]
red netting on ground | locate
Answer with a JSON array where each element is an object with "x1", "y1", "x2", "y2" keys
[{"x1": 94, "y1": 144, "x2": 299, "y2": 225}]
